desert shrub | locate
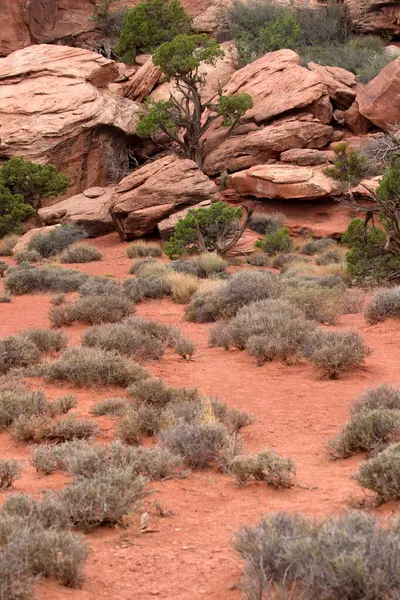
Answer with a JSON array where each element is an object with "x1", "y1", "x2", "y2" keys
[
  {"x1": 173, "y1": 336, "x2": 195, "y2": 359},
  {"x1": 1, "y1": 493, "x2": 70, "y2": 530},
  {"x1": 0, "y1": 459, "x2": 21, "y2": 489},
  {"x1": 170, "y1": 259, "x2": 200, "y2": 277},
  {"x1": 302, "y1": 239, "x2": 336, "y2": 256},
  {"x1": 116, "y1": 0, "x2": 192, "y2": 62},
  {"x1": 128, "y1": 377, "x2": 199, "y2": 408},
  {"x1": 303, "y1": 329, "x2": 371, "y2": 379},
  {"x1": 235, "y1": 511, "x2": 400, "y2": 600},
  {"x1": 27, "y1": 225, "x2": 86, "y2": 258},
  {"x1": 58, "y1": 469, "x2": 146, "y2": 530},
  {"x1": 249, "y1": 212, "x2": 285, "y2": 235},
  {"x1": 210, "y1": 399, "x2": 255, "y2": 433},
  {"x1": 328, "y1": 409, "x2": 400, "y2": 459},
  {"x1": 115, "y1": 412, "x2": 141, "y2": 445},
  {"x1": 0, "y1": 234, "x2": 19, "y2": 256},
  {"x1": 0, "y1": 260, "x2": 8, "y2": 276},
  {"x1": 244, "y1": 253, "x2": 270, "y2": 267},
  {"x1": 171, "y1": 254, "x2": 228, "y2": 279},
  {"x1": 255, "y1": 227, "x2": 292, "y2": 256},
  {"x1": 355, "y1": 443, "x2": 400, "y2": 502},
  {"x1": 52, "y1": 395, "x2": 77, "y2": 415},
  {"x1": 129, "y1": 257, "x2": 157, "y2": 274},
  {"x1": 364, "y1": 288, "x2": 400, "y2": 324},
  {"x1": 79, "y1": 275, "x2": 122, "y2": 296},
  {"x1": 59, "y1": 244, "x2": 102, "y2": 263},
  {"x1": 351, "y1": 384, "x2": 400, "y2": 415},
  {"x1": 122, "y1": 273, "x2": 171, "y2": 301},
  {"x1": 5, "y1": 265, "x2": 88, "y2": 295},
  {"x1": 90, "y1": 397, "x2": 128, "y2": 416},
  {"x1": 0, "y1": 335, "x2": 41, "y2": 374},
  {"x1": 0, "y1": 185, "x2": 35, "y2": 238},
  {"x1": 168, "y1": 272, "x2": 200, "y2": 303},
  {"x1": 160, "y1": 422, "x2": 230, "y2": 469},
  {"x1": 9, "y1": 415, "x2": 50, "y2": 442},
  {"x1": 272, "y1": 253, "x2": 308, "y2": 270},
  {"x1": 122, "y1": 316, "x2": 182, "y2": 348},
  {"x1": 20, "y1": 328, "x2": 68, "y2": 353},
  {"x1": 42, "y1": 347, "x2": 148, "y2": 387},
  {"x1": 51, "y1": 294, "x2": 65, "y2": 306},
  {"x1": 0, "y1": 387, "x2": 52, "y2": 429},
  {"x1": 126, "y1": 241, "x2": 162, "y2": 258},
  {"x1": 14, "y1": 249, "x2": 42, "y2": 264},
  {"x1": 0, "y1": 294, "x2": 11, "y2": 303},
  {"x1": 230, "y1": 450, "x2": 294, "y2": 487},
  {"x1": 11, "y1": 415, "x2": 97, "y2": 444},
  {"x1": 135, "y1": 261, "x2": 170, "y2": 278},
  {"x1": 31, "y1": 443, "x2": 68, "y2": 474},
  {"x1": 341, "y1": 288, "x2": 365, "y2": 314},
  {"x1": 282, "y1": 281, "x2": 343, "y2": 324},
  {"x1": 49, "y1": 294, "x2": 133, "y2": 327},
  {"x1": 315, "y1": 248, "x2": 343, "y2": 266},
  {"x1": 130, "y1": 446, "x2": 182, "y2": 480},
  {"x1": 185, "y1": 270, "x2": 282, "y2": 322}
]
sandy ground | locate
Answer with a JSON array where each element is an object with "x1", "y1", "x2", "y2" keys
[{"x1": 1, "y1": 233, "x2": 400, "y2": 600}]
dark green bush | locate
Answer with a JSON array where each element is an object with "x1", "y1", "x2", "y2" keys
[
  {"x1": 0, "y1": 185, "x2": 35, "y2": 238},
  {"x1": 5, "y1": 265, "x2": 88, "y2": 295},
  {"x1": 235, "y1": 511, "x2": 400, "y2": 600},
  {"x1": 42, "y1": 347, "x2": 148, "y2": 387},
  {"x1": 59, "y1": 244, "x2": 102, "y2": 263},
  {"x1": 116, "y1": 0, "x2": 192, "y2": 62},
  {"x1": 255, "y1": 227, "x2": 292, "y2": 256},
  {"x1": 49, "y1": 294, "x2": 133, "y2": 327},
  {"x1": 230, "y1": 450, "x2": 295, "y2": 487},
  {"x1": 27, "y1": 224, "x2": 86, "y2": 258}
]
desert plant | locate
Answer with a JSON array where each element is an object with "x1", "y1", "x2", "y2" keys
[
  {"x1": 79, "y1": 275, "x2": 122, "y2": 296},
  {"x1": 10, "y1": 415, "x2": 97, "y2": 444},
  {"x1": 272, "y1": 253, "x2": 309, "y2": 270},
  {"x1": 59, "y1": 244, "x2": 102, "y2": 263},
  {"x1": 235, "y1": 511, "x2": 400, "y2": 600},
  {"x1": 0, "y1": 387, "x2": 52, "y2": 429},
  {"x1": 0, "y1": 335, "x2": 41, "y2": 374},
  {"x1": 90, "y1": 397, "x2": 128, "y2": 416},
  {"x1": 122, "y1": 273, "x2": 171, "y2": 301},
  {"x1": 341, "y1": 288, "x2": 365, "y2": 314},
  {"x1": 129, "y1": 256, "x2": 158, "y2": 274},
  {"x1": 328, "y1": 409, "x2": 400, "y2": 459},
  {"x1": 0, "y1": 294, "x2": 11, "y2": 303},
  {"x1": 128, "y1": 377, "x2": 199, "y2": 407},
  {"x1": 0, "y1": 260, "x2": 8, "y2": 276},
  {"x1": 351, "y1": 384, "x2": 400, "y2": 415},
  {"x1": 282, "y1": 281, "x2": 344, "y2": 324},
  {"x1": 168, "y1": 271, "x2": 200, "y2": 303},
  {"x1": 230, "y1": 450, "x2": 295, "y2": 487},
  {"x1": 0, "y1": 459, "x2": 21, "y2": 488},
  {"x1": 20, "y1": 328, "x2": 68, "y2": 353},
  {"x1": 27, "y1": 224, "x2": 86, "y2": 258},
  {"x1": 115, "y1": 412, "x2": 141, "y2": 445},
  {"x1": 160, "y1": 422, "x2": 230, "y2": 469},
  {"x1": 126, "y1": 241, "x2": 162, "y2": 258},
  {"x1": 303, "y1": 329, "x2": 371, "y2": 379},
  {"x1": 245, "y1": 253, "x2": 270, "y2": 267},
  {"x1": 364, "y1": 288, "x2": 400, "y2": 324},
  {"x1": 171, "y1": 254, "x2": 228, "y2": 278},
  {"x1": 52, "y1": 395, "x2": 77, "y2": 414},
  {"x1": 255, "y1": 227, "x2": 292, "y2": 256},
  {"x1": 249, "y1": 212, "x2": 285, "y2": 235},
  {"x1": 136, "y1": 35, "x2": 252, "y2": 168},
  {"x1": 51, "y1": 294, "x2": 65, "y2": 306},
  {"x1": 355, "y1": 443, "x2": 400, "y2": 502},
  {"x1": 301, "y1": 237, "x2": 336, "y2": 255},
  {"x1": 14, "y1": 249, "x2": 42, "y2": 264},
  {"x1": 5, "y1": 264, "x2": 88, "y2": 295},
  {"x1": 315, "y1": 248, "x2": 343, "y2": 266},
  {"x1": 210, "y1": 399, "x2": 255, "y2": 434},
  {"x1": 173, "y1": 336, "x2": 196, "y2": 359},
  {"x1": 0, "y1": 185, "x2": 35, "y2": 238},
  {"x1": 92, "y1": 0, "x2": 127, "y2": 37},
  {"x1": 49, "y1": 294, "x2": 133, "y2": 327},
  {"x1": 0, "y1": 234, "x2": 19, "y2": 256},
  {"x1": 42, "y1": 347, "x2": 148, "y2": 387},
  {"x1": 116, "y1": 0, "x2": 192, "y2": 62}
]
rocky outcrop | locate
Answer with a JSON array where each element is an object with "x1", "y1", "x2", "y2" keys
[
  {"x1": 109, "y1": 155, "x2": 220, "y2": 239},
  {"x1": 307, "y1": 62, "x2": 358, "y2": 110},
  {"x1": 280, "y1": 148, "x2": 329, "y2": 166},
  {"x1": 226, "y1": 164, "x2": 339, "y2": 201},
  {"x1": 124, "y1": 58, "x2": 162, "y2": 102},
  {"x1": 203, "y1": 115, "x2": 334, "y2": 175},
  {"x1": 357, "y1": 57, "x2": 400, "y2": 132},
  {"x1": 343, "y1": 0, "x2": 400, "y2": 36},
  {"x1": 0, "y1": 45, "x2": 142, "y2": 196},
  {"x1": 38, "y1": 187, "x2": 115, "y2": 236},
  {"x1": 158, "y1": 199, "x2": 212, "y2": 240}
]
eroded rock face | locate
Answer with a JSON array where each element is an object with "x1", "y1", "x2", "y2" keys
[
  {"x1": 280, "y1": 148, "x2": 329, "y2": 166},
  {"x1": 38, "y1": 187, "x2": 115, "y2": 237},
  {"x1": 357, "y1": 57, "x2": 400, "y2": 132},
  {"x1": 343, "y1": 0, "x2": 400, "y2": 36},
  {"x1": 307, "y1": 62, "x2": 358, "y2": 110},
  {"x1": 124, "y1": 58, "x2": 162, "y2": 102},
  {"x1": 0, "y1": 45, "x2": 142, "y2": 196},
  {"x1": 203, "y1": 115, "x2": 333, "y2": 175},
  {"x1": 109, "y1": 155, "x2": 220, "y2": 239},
  {"x1": 226, "y1": 164, "x2": 339, "y2": 200}
]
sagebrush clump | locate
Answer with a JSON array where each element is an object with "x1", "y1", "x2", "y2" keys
[
  {"x1": 230, "y1": 450, "x2": 295, "y2": 487},
  {"x1": 5, "y1": 264, "x2": 88, "y2": 295},
  {"x1": 59, "y1": 244, "x2": 102, "y2": 263},
  {"x1": 355, "y1": 443, "x2": 400, "y2": 502},
  {"x1": 27, "y1": 224, "x2": 86, "y2": 258},
  {"x1": 49, "y1": 294, "x2": 133, "y2": 327},
  {"x1": 126, "y1": 241, "x2": 162, "y2": 258},
  {"x1": 364, "y1": 288, "x2": 400, "y2": 324}
]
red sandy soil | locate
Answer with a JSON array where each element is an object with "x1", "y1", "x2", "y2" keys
[{"x1": 1, "y1": 233, "x2": 400, "y2": 600}]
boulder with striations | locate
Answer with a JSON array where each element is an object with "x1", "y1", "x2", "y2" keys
[
  {"x1": 343, "y1": 0, "x2": 400, "y2": 36},
  {"x1": 0, "y1": 44, "x2": 142, "y2": 197},
  {"x1": 357, "y1": 57, "x2": 400, "y2": 133},
  {"x1": 109, "y1": 155, "x2": 220, "y2": 240}
]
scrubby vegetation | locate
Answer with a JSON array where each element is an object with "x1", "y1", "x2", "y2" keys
[
  {"x1": 355, "y1": 443, "x2": 400, "y2": 502},
  {"x1": 0, "y1": 459, "x2": 21, "y2": 489},
  {"x1": 5, "y1": 264, "x2": 88, "y2": 295},
  {"x1": 59, "y1": 244, "x2": 102, "y2": 263},
  {"x1": 230, "y1": 450, "x2": 295, "y2": 487},
  {"x1": 49, "y1": 294, "x2": 133, "y2": 326},
  {"x1": 126, "y1": 241, "x2": 162, "y2": 258},
  {"x1": 27, "y1": 224, "x2": 86, "y2": 258},
  {"x1": 364, "y1": 288, "x2": 400, "y2": 324},
  {"x1": 255, "y1": 227, "x2": 292, "y2": 255},
  {"x1": 249, "y1": 212, "x2": 285, "y2": 235},
  {"x1": 235, "y1": 512, "x2": 400, "y2": 600}
]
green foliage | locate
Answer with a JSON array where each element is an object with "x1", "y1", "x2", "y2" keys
[
  {"x1": 217, "y1": 94, "x2": 253, "y2": 127},
  {"x1": 164, "y1": 202, "x2": 243, "y2": 258},
  {"x1": 324, "y1": 143, "x2": 369, "y2": 186},
  {"x1": 0, "y1": 185, "x2": 34, "y2": 238},
  {"x1": 355, "y1": 443, "x2": 400, "y2": 502},
  {"x1": 116, "y1": 0, "x2": 191, "y2": 62},
  {"x1": 153, "y1": 33, "x2": 222, "y2": 78},
  {"x1": 255, "y1": 227, "x2": 292, "y2": 255},
  {"x1": 0, "y1": 157, "x2": 68, "y2": 208}
]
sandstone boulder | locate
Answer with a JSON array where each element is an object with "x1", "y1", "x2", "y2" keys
[
  {"x1": 203, "y1": 115, "x2": 333, "y2": 175},
  {"x1": 343, "y1": 0, "x2": 400, "y2": 36},
  {"x1": 38, "y1": 187, "x2": 115, "y2": 237},
  {"x1": 226, "y1": 164, "x2": 339, "y2": 201},
  {"x1": 12, "y1": 224, "x2": 62, "y2": 256},
  {"x1": 357, "y1": 57, "x2": 400, "y2": 132},
  {"x1": 109, "y1": 155, "x2": 220, "y2": 239},
  {"x1": 307, "y1": 62, "x2": 358, "y2": 110},
  {"x1": 158, "y1": 200, "x2": 212, "y2": 240},
  {"x1": 0, "y1": 45, "x2": 142, "y2": 197},
  {"x1": 344, "y1": 101, "x2": 373, "y2": 135},
  {"x1": 280, "y1": 148, "x2": 329, "y2": 166},
  {"x1": 124, "y1": 58, "x2": 162, "y2": 102},
  {"x1": 0, "y1": 0, "x2": 31, "y2": 56}
]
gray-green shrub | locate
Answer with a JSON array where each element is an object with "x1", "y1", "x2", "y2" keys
[
  {"x1": 20, "y1": 328, "x2": 68, "y2": 353},
  {"x1": 59, "y1": 244, "x2": 102, "y2": 263},
  {"x1": 27, "y1": 224, "x2": 86, "y2": 258},
  {"x1": 0, "y1": 335, "x2": 41, "y2": 374},
  {"x1": 0, "y1": 459, "x2": 21, "y2": 488},
  {"x1": 364, "y1": 288, "x2": 400, "y2": 324},
  {"x1": 49, "y1": 294, "x2": 133, "y2": 326},
  {"x1": 230, "y1": 450, "x2": 295, "y2": 487},
  {"x1": 255, "y1": 227, "x2": 292, "y2": 255},
  {"x1": 5, "y1": 265, "x2": 88, "y2": 295},
  {"x1": 351, "y1": 384, "x2": 400, "y2": 415},
  {"x1": 355, "y1": 443, "x2": 400, "y2": 502},
  {"x1": 126, "y1": 241, "x2": 162, "y2": 258}
]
